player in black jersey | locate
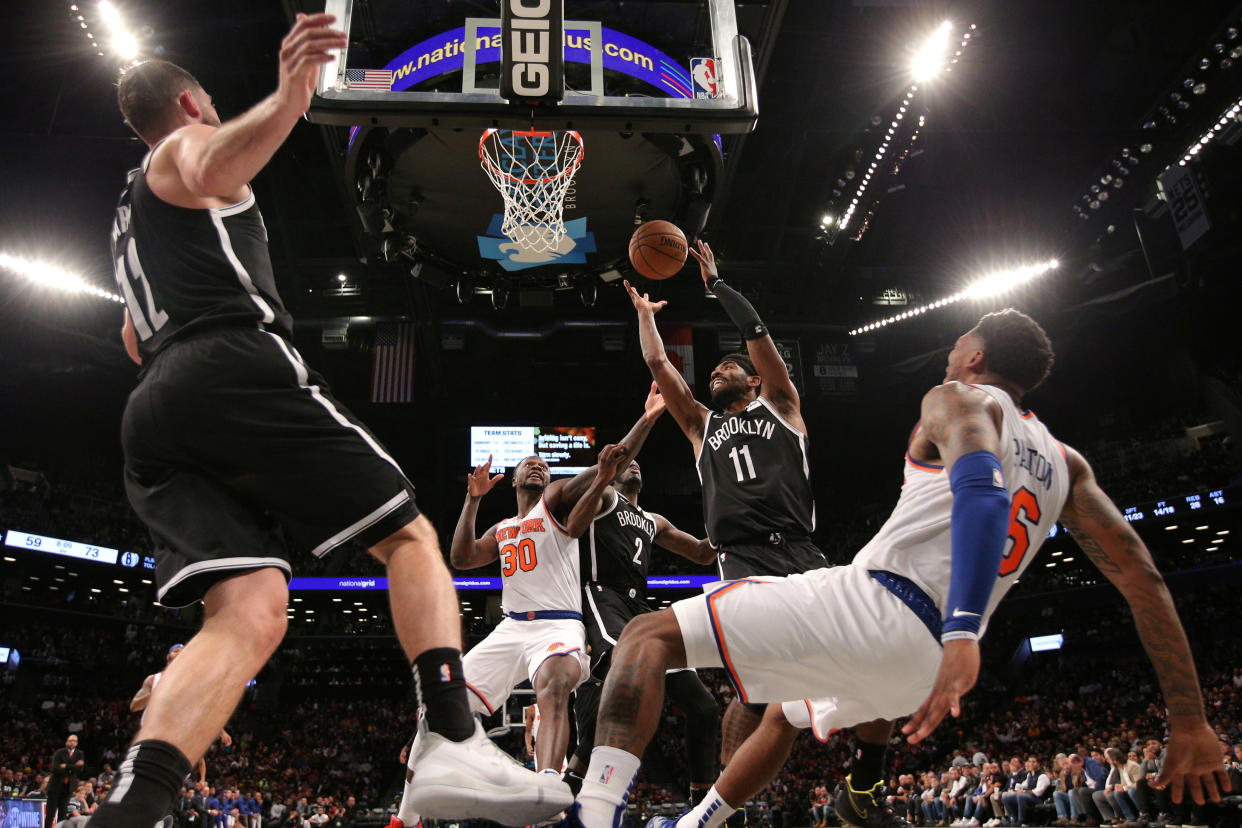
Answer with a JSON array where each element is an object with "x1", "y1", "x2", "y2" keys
[
  {"x1": 604, "y1": 241, "x2": 893, "y2": 828},
  {"x1": 95, "y1": 15, "x2": 568, "y2": 828},
  {"x1": 563, "y1": 456, "x2": 719, "y2": 803}
]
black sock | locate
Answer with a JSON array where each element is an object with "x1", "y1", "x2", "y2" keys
[
  {"x1": 564, "y1": 771, "x2": 584, "y2": 797},
  {"x1": 412, "y1": 647, "x2": 474, "y2": 742},
  {"x1": 850, "y1": 738, "x2": 887, "y2": 790},
  {"x1": 88, "y1": 740, "x2": 191, "y2": 828}
]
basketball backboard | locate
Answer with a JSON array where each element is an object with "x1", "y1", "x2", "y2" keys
[{"x1": 294, "y1": 0, "x2": 758, "y2": 134}]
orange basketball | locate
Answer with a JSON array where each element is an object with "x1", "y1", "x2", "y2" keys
[{"x1": 628, "y1": 220, "x2": 688, "y2": 280}]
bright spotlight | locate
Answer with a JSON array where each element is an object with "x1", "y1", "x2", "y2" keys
[
  {"x1": 821, "y1": 214, "x2": 835, "y2": 227},
  {"x1": 112, "y1": 31, "x2": 139, "y2": 60},
  {"x1": 911, "y1": 21, "x2": 953, "y2": 81},
  {"x1": 0, "y1": 252, "x2": 124, "y2": 304},
  {"x1": 849, "y1": 258, "x2": 1058, "y2": 336}
]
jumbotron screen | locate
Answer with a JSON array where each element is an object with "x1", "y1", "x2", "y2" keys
[{"x1": 470, "y1": 426, "x2": 597, "y2": 475}]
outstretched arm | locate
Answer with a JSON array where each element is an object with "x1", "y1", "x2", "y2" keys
[
  {"x1": 903, "y1": 382, "x2": 1006, "y2": 744},
  {"x1": 652, "y1": 513, "x2": 716, "y2": 565},
  {"x1": 624, "y1": 280, "x2": 710, "y2": 450},
  {"x1": 689, "y1": 240, "x2": 804, "y2": 431},
  {"x1": 550, "y1": 383, "x2": 667, "y2": 516},
  {"x1": 565, "y1": 445, "x2": 631, "y2": 538},
  {"x1": 449, "y1": 456, "x2": 503, "y2": 570},
  {"x1": 1059, "y1": 444, "x2": 1227, "y2": 805},
  {"x1": 153, "y1": 15, "x2": 347, "y2": 201}
]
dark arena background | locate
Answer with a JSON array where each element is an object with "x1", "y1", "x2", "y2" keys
[{"x1": 2, "y1": 2, "x2": 1242, "y2": 828}]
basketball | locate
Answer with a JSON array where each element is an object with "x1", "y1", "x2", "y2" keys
[{"x1": 628, "y1": 220, "x2": 688, "y2": 280}]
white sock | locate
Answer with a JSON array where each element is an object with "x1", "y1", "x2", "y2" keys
[
  {"x1": 676, "y1": 786, "x2": 735, "y2": 828},
  {"x1": 576, "y1": 746, "x2": 641, "y2": 828}
]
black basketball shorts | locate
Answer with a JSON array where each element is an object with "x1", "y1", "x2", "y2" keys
[
  {"x1": 581, "y1": 584, "x2": 648, "y2": 679},
  {"x1": 121, "y1": 327, "x2": 420, "y2": 608},
  {"x1": 716, "y1": 537, "x2": 829, "y2": 580}
]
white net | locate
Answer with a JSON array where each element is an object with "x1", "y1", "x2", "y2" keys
[{"x1": 479, "y1": 129, "x2": 584, "y2": 253}]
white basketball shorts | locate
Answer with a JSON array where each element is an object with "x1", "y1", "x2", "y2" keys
[
  {"x1": 671, "y1": 564, "x2": 942, "y2": 728},
  {"x1": 462, "y1": 616, "x2": 589, "y2": 715}
]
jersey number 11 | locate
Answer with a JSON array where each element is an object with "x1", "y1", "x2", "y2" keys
[{"x1": 728, "y1": 445, "x2": 757, "y2": 482}]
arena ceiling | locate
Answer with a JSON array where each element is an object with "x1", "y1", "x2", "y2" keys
[{"x1": 1, "y1": 0, "x2": 1242, "y2": 457}]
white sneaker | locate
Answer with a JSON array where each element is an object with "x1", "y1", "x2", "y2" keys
[
  {"x1": 966, "y1": 819, "x2": 981, "y2": 826},
  {"x1": 407, "y1": 718, "x2": 573, "y2": 825}
]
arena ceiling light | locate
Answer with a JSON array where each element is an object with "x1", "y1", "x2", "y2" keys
[
  {"x1": 837, "y1": 23, "x2": 975, "y2": 233},
  {"x1": 0, "y1": 252, "x2": 124, "y2": 304},
  {"x1": 911, "y1": 21, "x2": 954, "y2": 82},
  {"x1": 849, "y1": 258, "x2": 1059, "y2": 336},
  {"x1": 97, "y1": 0, "x2": 140, "y2": 63},
  {"x1": 1175, "y1": 97, "x2": 1242, "y2": 166}
]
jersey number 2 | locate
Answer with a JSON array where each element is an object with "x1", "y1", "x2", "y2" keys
[
  {"x1": 500, "y1": 538, "x2": 537, "y2": 577},
  {"x1": 999, "y1": 487, "x2": 1041, "y2": 576},
  {"x1": 632, "y1": 537, "x2": 644, "y2": 566}
]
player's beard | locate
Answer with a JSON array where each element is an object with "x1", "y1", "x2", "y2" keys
[
  {"x1": 518, "y1": 479, "x2": 547, "y2": 494},
  {"x1": 709, "y1": 377, "x2": 747, "y2": 408}
]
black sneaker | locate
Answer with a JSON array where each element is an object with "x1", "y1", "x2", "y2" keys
[{"x1": 834, "y1": 775, "x2": 910, "y2": 828}]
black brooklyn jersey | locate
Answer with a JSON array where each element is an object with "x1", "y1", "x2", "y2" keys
[
  {"x1": 580, "y1": 491, "x2": 658, "y2": 600},
  {"x1": 111, "y1": 150, "x2": 292, "y2": 359},
  {"x1": 696, "y1": 397, "x2": 816, "y2": 546}
]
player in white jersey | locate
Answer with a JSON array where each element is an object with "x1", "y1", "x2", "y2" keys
[
  {"x1": 573, "y1": 309, "x2": 1228, "y2": 828},
  {"x1": 389, "y1": 392, "x2": 665, "y2": 828},
  {"x1": 130, "y1": 644, "x2": 231, "y2": 785}
]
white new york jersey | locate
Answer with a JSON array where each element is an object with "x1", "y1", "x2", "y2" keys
[
  {"x1": 493, "y1": 495, "x2": 581, "y2": 615},
  {"x1": 852, "y1": 384, "x2": 1070, "y2": 636}
]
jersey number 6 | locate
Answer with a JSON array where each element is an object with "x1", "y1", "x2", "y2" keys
[
  {"x1": 501, "y1": 538, "x2": 538, "y2": 576},
  {"x1": 1000, "y1": 487, "x2": 1041, "y2": 577}
]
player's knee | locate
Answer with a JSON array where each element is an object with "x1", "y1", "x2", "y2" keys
[
  {"x1": 615, "y1": 608, "x2": 685, "y2": 666},
  {"x1": 370, "y1": 514, "x2": 439, "y2": 565}
]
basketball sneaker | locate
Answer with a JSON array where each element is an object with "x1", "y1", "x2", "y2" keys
[
  {"x1": 834, "y1": 775, "x2": 910, "y2": 828},
  {"x1": 406, "y1": 718, "x2": 573, "y2": 824},
  {"x1": 646, "y1": 812, "x2": 690, "y2": 828}
]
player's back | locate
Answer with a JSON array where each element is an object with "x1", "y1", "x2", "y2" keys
[
  {"x1": 853, "y1": 383, "x2": 1069, "y2": 633},
  {"x1": 111, "y1": 148, "x2": 292, "y2": 360},
  {"x1": 493, "y1": 496, "x2": 580, "y2": 615}
]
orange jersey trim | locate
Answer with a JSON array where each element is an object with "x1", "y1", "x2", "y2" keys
[
  {"x1": 542, "y1": 495, "x2": 572, "y2": 536},
  {"x1": 706, "y1": 579, "x2": 762, "y2": 704},
  {"x1": 905, "y1": 453, "x2": 944, "y2": 473}
]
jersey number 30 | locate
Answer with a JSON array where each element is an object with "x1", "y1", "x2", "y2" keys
[
  {"x1": 500, "y1": 538, "x2": 537, "y2": 576},
  {"x1": 999, "y1": 487, "x2": 1041, "y2": 576}
]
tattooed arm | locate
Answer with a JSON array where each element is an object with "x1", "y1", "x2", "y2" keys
[{"x1": 1059, "y1": 444, "x2": 1228, "y2": 804}]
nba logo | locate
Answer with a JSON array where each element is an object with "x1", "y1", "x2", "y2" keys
[
  {"x1": 439, "y1": 663, "x2": 451, "y2": 683},
  {"x1": 691, "y1": 58, "x2": 718, "y2": 99}
]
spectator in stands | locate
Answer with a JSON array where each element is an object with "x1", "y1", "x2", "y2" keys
[
  {"x1": 922, "y1": 772, "x2": 945, "y2": 825},
  {"x1": 1051, "y1": 754, "x2": 1082, "y2": 826},
  {"x1": 942, "y1": 766, "x2": 971, "y2": 824},
  {"x1": 1130, "y1": 740, "x2": 1165, "y2": 822},
  {"x1": 1091, "y1": 746, "x2": 1139, "y2": 825},
  {"x1": 1002, "y1": 756, "x2": 1052, "y2": 826},
  {"x1": 811, "y1": 784, "x2": 831, "y2": 827}
]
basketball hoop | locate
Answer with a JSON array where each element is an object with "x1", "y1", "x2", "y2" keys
[{"x1": 479, "y1": 128, "x2": 584, "y2": 253}]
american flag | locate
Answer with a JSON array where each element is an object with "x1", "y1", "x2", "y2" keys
[
  {"x1": 345, "y1": 68, "x2": 393, "y2": 91},
  {"x1": 371, "y1": 322, "x2": 416, "y2": 403}
]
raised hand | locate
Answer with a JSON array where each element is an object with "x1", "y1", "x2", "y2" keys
[
  {"x1": 277, "y1": 13, "x2": 348, "y2": 115},
  {"x1": 643, "y1": 381, "x2": 667, "y2": 420},
  {"x1": 467, "y1": 454, "x2": 505, "y2": 498},
  {"x1": 596, "y1": 443, "x2": 631, "y2": 481},
  {"x1": 624, "y1": 279, "x2": 668, "y2": 315},
  {"x1": 687, "y1": 239, "x2": 718, "y2": 288}
]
